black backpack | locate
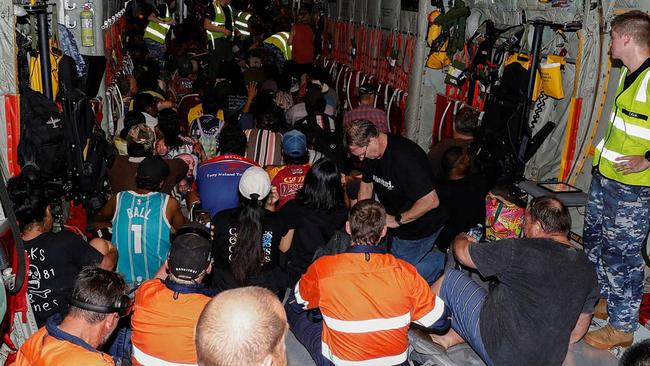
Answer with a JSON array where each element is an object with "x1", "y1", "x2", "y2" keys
[
  {"x1": 17, "y1": 87, "x2": 66, "y2": 181},
  {"x1": 294, "y1": 113, "x2": 344, "y2": 165},
  {"x1": 61, "y1": 86, "x2": 115, "y2": 212}
]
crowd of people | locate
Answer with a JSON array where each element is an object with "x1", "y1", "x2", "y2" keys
[{"x1": 4, "y1": 1, "x2": 650, "y2": 365}]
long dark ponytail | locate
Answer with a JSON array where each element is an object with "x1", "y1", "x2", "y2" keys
[{"x1": 230, "y1": 194, "x2": 265, "y2": 286}]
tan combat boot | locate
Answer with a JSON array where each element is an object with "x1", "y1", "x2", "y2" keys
[
  {"x1": 593, "y1": 298, "x2": 608, "y2": 320},
  {"x1": 583, "y1": 324, "x2": 633, "y2": 350}
]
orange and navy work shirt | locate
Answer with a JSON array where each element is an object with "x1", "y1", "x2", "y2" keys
[
  {"x1": 295, "y1": 249, "x2": 446, "y2": 366},
  {"x1": 14, "y1": 314, "x2": 114, "y2": 366},
  {"x1": 131, "y1": 279, "x2": 212, "y2": 366}
]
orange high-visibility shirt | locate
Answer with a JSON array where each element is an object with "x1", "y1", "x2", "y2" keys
[
  {"x1": 131, "y1": 279, "x2": 211, "y2": 365},
  {"x1": 295, "y1": 251, "x2": 445, "y2": 366},
  {"x1": 14, "y1": 323, "x2": 114, "y2": 365}
]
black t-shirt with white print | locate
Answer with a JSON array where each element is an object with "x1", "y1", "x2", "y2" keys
[
  {"x1": 211, "y1": 207, "x2": 287, "y2": 293},
  {"x1": 24, "y1": 231, "x2": 103, "y2": 327},
  {"x1": 362, "y1": 134, "x2": 448, "y2": 240}
]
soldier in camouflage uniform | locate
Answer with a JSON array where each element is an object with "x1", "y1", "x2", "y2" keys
[{"x1": 583, "y1": 10, "x2": 650, "y2": 350}]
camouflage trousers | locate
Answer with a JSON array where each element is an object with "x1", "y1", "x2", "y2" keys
[{"x1": 583, "y1": 172, "x2": 650, "y2": 332}]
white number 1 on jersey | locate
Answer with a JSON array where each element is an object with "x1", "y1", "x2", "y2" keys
[{"x1": 131, "y1": 224, "x2": 143, "y2": 254}]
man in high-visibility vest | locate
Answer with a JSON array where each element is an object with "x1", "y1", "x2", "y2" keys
[
  {"x1": 234, "y1": 7, "x2": 255, "y2": 55},
  {"x1": 263, "y1": 31, "x2": 292, "y2": 73},
  {"x1": 582, "y1": 10, "x2": 650, "y2": 350},
  {"x1": 143, "y1": 1, "x2": 175, "y2": 69},
  {"x1": 235, "y1": 9, "x2": 253, "y2": 40},
  {"x1": 203, "y1": 0, "x2": 235, "y2": 77}
]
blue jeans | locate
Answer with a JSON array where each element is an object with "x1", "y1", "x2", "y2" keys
[
  {"x1": 390, "y1": 228, "x2": 445, "y2": 283},
  {"x1": 285, "y1": 302, "x2": 410, "y2": 366},
  {"x1": 440, "y1": 269, "x2": 493, "y2": 366},
  {"x1": 285, "y1": 302, "x2": 332, "y2": 366},
  {"x1": 105, "y1": 317, "x2": 132, "y2": 362},
  {"x1": 583, "y1": 172, "x2": 650, "y2": 332}
]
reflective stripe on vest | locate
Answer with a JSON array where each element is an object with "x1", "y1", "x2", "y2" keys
[
  {"x1": 235, "y1": 11, "x2": 252, "y2": 37},
  {"x1": 594, "y1": 67, "x2": 650, "y2": 186},
  {"x1": 264, "y1": 32, "x2": 292, "y2": 60},
  {"x1": 133, "y1": 344, "x2": 198, "y2": 366},
  {"x1": 144, "y1": 5, "x2": 171, "y2": 44},
  {"x1": 206, "y1": 3, "x2": 233, "y2": 47}
]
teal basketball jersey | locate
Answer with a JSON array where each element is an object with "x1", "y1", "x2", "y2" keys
[{"x1": 112, "y1": 191, "x2": 171, "y2": 285}]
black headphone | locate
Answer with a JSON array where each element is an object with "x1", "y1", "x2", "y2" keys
[
  {"x1": 175, "y1": 225, "x2": 211, "y2": 241},
  {"x1": 68, "y1": 294, "x2": 133, "y2": 317}
]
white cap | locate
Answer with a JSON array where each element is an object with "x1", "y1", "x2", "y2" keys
[{"x1": 238, "y1": 166, "x2": 271, "y2": 201}]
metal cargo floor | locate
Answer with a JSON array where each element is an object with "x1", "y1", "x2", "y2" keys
[{"x1": 285, "y1": 317, "x2": 650, "y2": 366}]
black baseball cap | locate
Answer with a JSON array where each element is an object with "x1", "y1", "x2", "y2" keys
[
  {"x1": 137, "y1": 156, "x2": 170, "y2": 186},
  {"x1": 168, "y1": 223, "x2": 212, "y2": 281}
]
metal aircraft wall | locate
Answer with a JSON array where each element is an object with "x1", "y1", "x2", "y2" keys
[
  {"x1": 0, "y1": 0, "x2": 19, "y2": 177},
  {"x1": 326, "y1": 0, "x2": 420, "y2": 35},
  {"x1": 326, "y1": 0, "x2": 649, "y2": 193},
  {"x1": 463, "y1": 0, "x2": 650, "y2": 192}
]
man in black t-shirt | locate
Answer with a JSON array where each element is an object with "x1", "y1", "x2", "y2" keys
[
  {"x1": 345, "y1": 119, "x2": 448, "y2": 283},
  {"x1": 429, "y1": 197, "x2": 598, "y2": 366}
]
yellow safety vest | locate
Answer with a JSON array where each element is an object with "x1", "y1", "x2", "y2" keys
[
  {"x1": 594, "y1": 66, "x2": 650, "y2": 186},
  {"x1": 206, "y1": 2, "x2": 235, "y2": 47},
  {"x1": 143, "y1": 5, "x2": 172, "y2": 44},
  {"x1": 235, "y1": 11, "x2": 252, "y2": 38},
  {"x1": 264, "y1": 32, "x2": 292, "y2": 61}
]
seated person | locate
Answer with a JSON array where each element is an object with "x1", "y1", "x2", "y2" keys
[
  {"x1": 170, "y1": 56, "x2": 197, "y2": 101},
  {"x1": 15, "y1": 267, "x2": 128, "y2": 365},
  {"x1": 191, "y1": 125, "x2": 259, "y2": 217},
  {"x1": 287, "y1": 200, "x2": 450, "y2": 366},
  {"x1": 7, "y1": 167, "x2": 116, "y2": 327},
  {"x1": 428, "y1": 106, "x2": 478, "y2": 180},
  {"x1": 131, "y1": 223, "x2": 216, "y2": 365},
  {"x1": 132, "y1": 92, "x2": 159, "y2": 129},
  {"x1": 195, "y1": 287, "x2": 288, "y2": 366},
  {"x1": 429, "y1": 196, "x2": 598, "y2": 366},
  {"x1": 113, "y1": 111, "x2": 146, "y2": 156},
  {"x1": 189, "y1": 86, "x2": 225, "y2": 160},
  {"x1": 294, "y1": 83, "x2": 342, "y2": 164},
  {"x1": 271, "y1": 130, "x2": 311, "y2": 209},
  {"x1": 211, "y1": 167, "x2": 288, "y2": 296},
  {"x1": 286, "y1": 83, "x2": 336, "y2": 125},
  {"x1": 280, "y1": 158, "x2": 348, "y2": 286},
  {"x1": 95, "y1": 156, "x2": 186, "y2": 286},
  {"x1": 109, "y1": 124, "x2": 188, "y2": 195},
  {"x1": 156, "y1": 108, "x2": 206, "y2": 161},
  {"x1": 435, "y1": 146, "x2": 488, "y2": 251},
  {"x1": 343, "y1": 83, "x2": 389, "y2": 133},
  {"x1": 243, "y1": 106, "x2": 284, "y2": 167}
]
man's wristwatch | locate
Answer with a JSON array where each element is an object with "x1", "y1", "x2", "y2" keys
[
  {"x1": 395, "y1": 214, "x2": 403, "y2": 226},
  {"x1": 645, "y1": 150, "x2": 650, "y2": 163}
]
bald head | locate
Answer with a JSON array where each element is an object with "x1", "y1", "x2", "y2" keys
[{"x1": 196, "y1": 287, "x2": 288, "y2": 366}]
